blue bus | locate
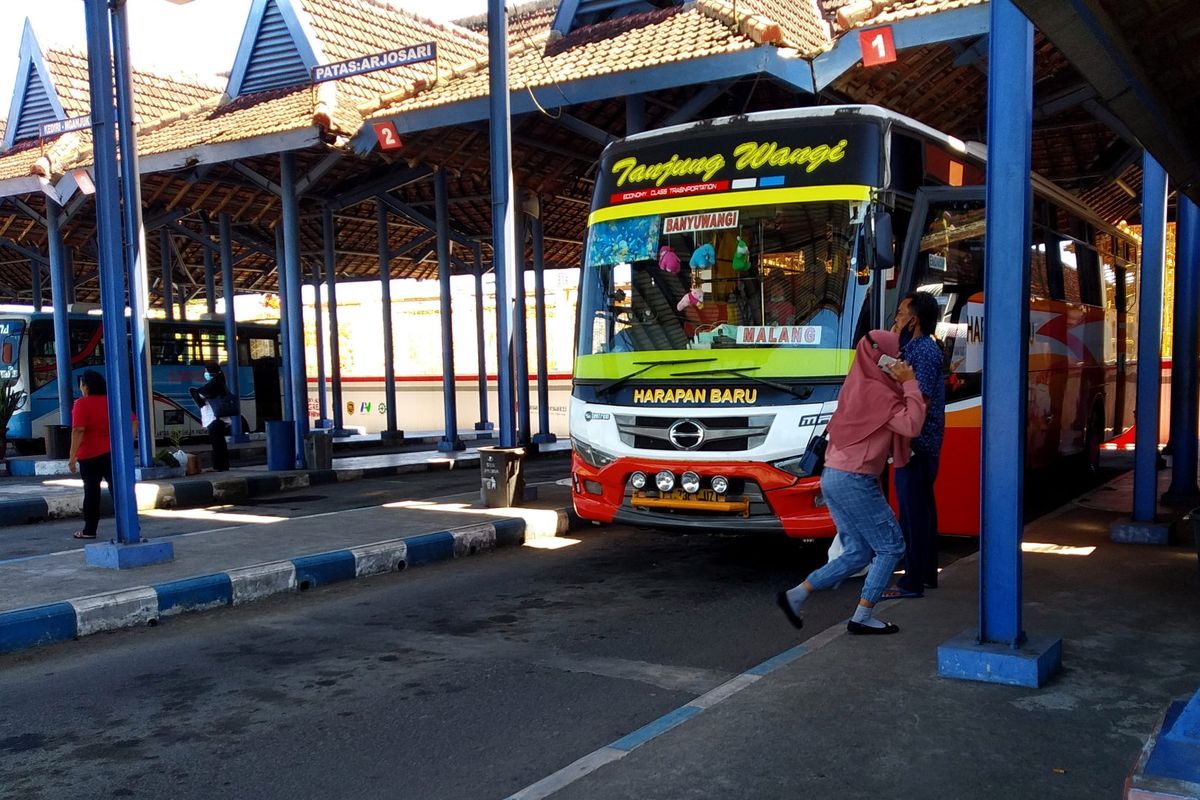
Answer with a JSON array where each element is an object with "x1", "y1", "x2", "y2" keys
[{"x1": 1, "y1": 313, "x2": 282, "y2": 454}]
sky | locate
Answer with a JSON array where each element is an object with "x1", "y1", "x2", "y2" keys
[{"x1": 0, "y1": 0, "x2": 493, "y2": 113}]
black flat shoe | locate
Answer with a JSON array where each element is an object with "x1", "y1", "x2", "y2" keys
[
  {"x1": 847, "y1": 620, "x2": 899, "y2": 635},
  {"x1": 775, "y1": 592, "x2": 804, "y2": 630}
]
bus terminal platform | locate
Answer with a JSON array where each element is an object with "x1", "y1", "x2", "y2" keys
[
  {"x1": 0, "y1": 455, "x2": 1197, "y2": 799},
  {"x1": 0, "y1": 435, "x2": 570, "y2": 527}
]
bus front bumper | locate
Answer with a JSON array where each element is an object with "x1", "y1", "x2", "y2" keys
[{"x1": 570, "y1": 452, "x2": 835, "y2": 538}]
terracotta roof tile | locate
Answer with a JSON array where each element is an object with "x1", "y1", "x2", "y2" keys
[
  {"x1": 456, "y1": 0, "x2": 558, "y2": 41},
  {"x1": 831, "y1": 0, "x2": 984, "y2": 32},
  {"x1": 362, "y1": 4, "x2": 767, "y2": 118},
  {"x1": 729, "y1": 0, "x2": 832, "y2": 53}
]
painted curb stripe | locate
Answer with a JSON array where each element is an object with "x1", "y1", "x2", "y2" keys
[
  {"x1": 493, "y1": 517, "x2": 526, "y2": 546},
  {"x1": 293, "y1": 551, "x2": 357, "y2": 589},
  {"x1": 0, "y1": 497, "x2": 49, "y2": 523},
  {"x1": 744, "y1": 643, "x2": 810, "y2": 676},
  {"x1": 154, "y1": 574, "x2": 233, "y2": 616},
  {"x1": 0, "y1": 602, "x2": 77, "y2": 654},
  {"x1": 404, "y1": 531, "x2": 456, "y2": 566},
  {"x1": 171, "y1": 481, "x2": 215, "y2": 508},
  {"x1": 608, "y1": 705, "x2": 703, "y2": 752},
  {"x1": 72, "y1": 588, "x2": 159, "y2": 637}
]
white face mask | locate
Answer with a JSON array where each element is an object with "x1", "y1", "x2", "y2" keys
[{"x1": 204, "y1": 373, "x2": 212, "y2": 381}]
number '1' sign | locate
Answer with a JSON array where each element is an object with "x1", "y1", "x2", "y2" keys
[{"x1": 859, "y1": 26, "x2": 897, "y2": 67}]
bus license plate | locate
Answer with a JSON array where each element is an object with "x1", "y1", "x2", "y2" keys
[{"x1": 669, "y1": 489, "x2": 721, "y2": 502}]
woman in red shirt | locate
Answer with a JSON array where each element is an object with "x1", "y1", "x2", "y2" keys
[{"x1": 67, "y1": 370, "x2": 113, "y2": 540}]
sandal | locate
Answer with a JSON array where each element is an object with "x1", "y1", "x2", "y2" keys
[
  {"x1": 72, "y1": 531, "x2": 97, "y2": 540},
  {"x1": 880, "y1": 587, "x2": 923, "y2": 600}
]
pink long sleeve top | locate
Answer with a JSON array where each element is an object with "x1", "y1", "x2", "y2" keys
[{"x1": 823, "y1": 379, "x2": 927, "y2": 476}]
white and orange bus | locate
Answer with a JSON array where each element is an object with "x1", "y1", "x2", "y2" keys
[{"x1": 569, "y1": 105, "x2": 1137, "y2": 538}]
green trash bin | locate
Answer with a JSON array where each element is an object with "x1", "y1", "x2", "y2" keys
[{"x1": 479, "y1": 446, "x2": 525, "y2": 508}]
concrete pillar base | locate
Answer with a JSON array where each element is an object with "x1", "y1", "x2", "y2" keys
[
  {"x1": 380, "y1": 430, "x2": 406, "y2": 444},
  {"x1": 1124, "y1": 692, "x2": 1200, "y2": 799},
  {"x1": 84, "y1": 540, "x2": 174, "y2": 570},
  {"x1": 475, "y1": 421, "x2": 495, "y2": 431},
  {"x1": 532, "y1": 433, "x2": 558, "y2": 445},
  {"x1": 937, "y1": 629, "x2": 1062, "y2": 688},
  {"x1": 1111, "y1": 518, "x2": 1174, "y2": 545},
  {"x1": 437, "y1": 438, "x2": 466, "y2": 453}
]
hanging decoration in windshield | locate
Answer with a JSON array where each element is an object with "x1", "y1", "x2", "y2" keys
[{"x1": 596, "y1": 120, "x2": 881, "y2": 207}]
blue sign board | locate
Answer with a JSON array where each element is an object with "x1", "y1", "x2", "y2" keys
[
  {"x1": 311, "y1": 42, "x2": 437, "y2": 84},
  {"x1": 40, "y1": 115, "x2": 91, "y2": 138}
]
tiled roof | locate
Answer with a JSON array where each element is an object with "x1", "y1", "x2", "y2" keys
[
  {"x1": 42, "y1": 48, "x2": 220, "y2": 125},
  {"x1": 456, "y1": 0, "x2": 558, "y2": 41},
  {"x1": 830, "y1": 0, "x2": 985, "y2": 32},
  {"x1": 734, "y1": 0, "x2": 832, "y2": 53},
  {"x1": 361, "y1": 0, "x2": 822, "y2": 119}
]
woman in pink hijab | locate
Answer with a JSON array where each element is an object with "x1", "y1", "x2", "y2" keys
[{"x1": 777, "y1": 329, "x2": 927, "y2": 635}]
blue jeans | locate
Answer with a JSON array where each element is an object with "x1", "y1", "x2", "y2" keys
[{"x1": 806, "y1": 467, "x2": 907, "y2": 604}]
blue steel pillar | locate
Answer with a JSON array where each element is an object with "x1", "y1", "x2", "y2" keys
[
  {"x1": 275, "y1": 225, "x2": 293, "y2": 422},
  {"x1": 322, "y1": 207, "x2": 345, "y2": 434},
  {"x1": 159, "y1": 228, "x2": 174, "y2": 321},
  {"x1": 1133, "y1": 155, "x2": 1168, "y2": 521},
  {"x1": 46, "y1": 202, "x2": 72, "y2": 425},
  {"x1": 81, "y1": 0, "x2": 172, "y2": 566},
  {"x1": 113, "y1": 0, "x2": 154, "y2": 468},
  {"x1": 311, "y1": 259, "x2": 329, "y2": 428},
  {"x1": 514, "y1": 208, "x2": 531, "y2": 445},
  {"x1": 218, "y1": 213, "x2": 246, "y2": 442},
  {"x1": 488, "y1": 0, "x2": 517, "y2": 449},
  {"x1": 530, "y1": 209, "x2": 556, "y2": 444},
  {"x1": 1166, "y1": 196, "x2": 1200, "y2": 501},
  {"x1": 279, "y1": 153, "x2": 309, "y2": 467},
  {"x1": 63, "y1": 245, "x2": 74, "y2": 305},
  {"x1": 202, "y1": 217, "x2": 217, "y2": 316},
  {"x1": 937, "y1": 0, "x2": 1058, "y2": 688},
  {"x1": 435, "y1": 169, "x2": 465, "y2": 452},
  {"x1": 31, "y1": 261, "x2": 42, "y2": 312},
  {"x1": 473, "y1": 243, "x2": 492, "y2": 432},
  {"x1": 376, "y1": 200, "x2": 399, "y2": 437}
]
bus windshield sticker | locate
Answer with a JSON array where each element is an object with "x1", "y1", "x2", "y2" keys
[
  {"x1": 586, "y1": 215, "x2": 661, "y2": 266},
  {"x1": 735, "y1": 326, "x2": 823, "y2": 346},
  {"x1": 663, "y1": 211, "x2": 739, "y2": 235}
]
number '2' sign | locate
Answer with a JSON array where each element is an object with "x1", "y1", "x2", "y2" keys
[
  {"x1": 859, "y1": 26, "x2": 897, "y2": 67},
  {"x1": 373, "y1": 121, "x2": 403, "y2": 151}
]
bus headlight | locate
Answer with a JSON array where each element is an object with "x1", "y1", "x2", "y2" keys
[
  {"x1": 571, "y1": 436, "x2": 616, "y2": 469},
  {"x1": 655, "y1": 471, "x2": 675, "y2": 492},
  {"x1": 711, "y1": 475, "x2": 729, "y2": 494},
  {"x1": 630, "y1": 471, "x2": 647, "y2": 489},
  {"x1": 681, "y1": 471, "x2": 701, "y2": 494}
]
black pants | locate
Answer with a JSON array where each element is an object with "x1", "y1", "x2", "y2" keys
[
  {"x1": 79, "y1": 452, "x2": 113, "y2": 536},
  {"x1": 895, "y1": 450, "x2": 940, "y2": 592},
  {"x1": 207, "y1": 419, "x2": 230, "y2": 471}
]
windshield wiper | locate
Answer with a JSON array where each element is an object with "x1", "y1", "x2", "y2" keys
[
  {"x1": 595, "y1": 357, "x2": 718, "y2": 397},
  {"x1": 667, "y1": 365, "x2": 813, "y2": 401}
]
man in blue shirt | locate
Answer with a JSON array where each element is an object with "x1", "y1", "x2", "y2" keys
[{"x1": 884, "y1": 291, "x2": 945, "y2": 598}]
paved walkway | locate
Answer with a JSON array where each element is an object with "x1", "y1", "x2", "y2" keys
[{"x1": 0, "y1": 439, "x2": 570, "y2": 525}]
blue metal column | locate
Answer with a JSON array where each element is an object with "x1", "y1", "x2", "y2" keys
[
  {"x1": 112, "y1": 0, "x2": 154, "y2": 469},
  {"x1": 83, "y1": 0, "x2": 142, "y2": 549},
  {"x1": 159, "y1": 228, "x2": 174, "y2": 321},
  {"x1": 311, "y1": 259, "x2": 329, "y2": 428},
  {"x1": 978, "y1": 0, "x2": 1033, "y2": 648},
  {"x1": 218, "y1": 212, "x2": 246, "y2": 442},
  {"x1": 322, "y1": 207, "x2": 345, "y2": 434},
  {"x1": 1167, "y1": 196, "x2": 1200, "y2": 500},
  {"x1": 202, "y1": 217, "x2": 217, "y2": 316},
  {"x1": 514, "y1": 209, "x2": 531, "y2": 444},
  {"x1": 63, "y1": 245, "x2": 74, "y2": 304},
  {"x1": 1133, "y1": 154, "x2": 1167, "y2": 520},
  {"x1": 530, "y1": 209, "x2": 556, "y2": 444},
  {"x1": 31, "y1": 261, "x2": 42, "y2": 312},
  {"x1": 473, "y1": 244, "x2": 492, "y2": 432},
  {"x1": 939, "y1": 0, "x2": 1059, "y2": 689},
  {"x1": 488, "y1": 0, "x2": 517, "y2": 448},
  {"x1": 275, "y1": 225, "x2": 293, "y2": 422},
  {"x1": 279, "y1": 153, "x2": 309, "y2": 466},
  {"x1": 376, "y1": 200, "x2": 398, "y2": 436},
  {"x1": 626, "y1": 95, "x2": 645, "y2": 135},
  {"x1": 46, "y1": 201, "x2": 72, "y2": 425},
  {"x1": 435, "y1": 168, "x2": 465, "y2": 452}
]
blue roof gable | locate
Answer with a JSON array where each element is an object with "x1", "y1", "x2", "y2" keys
[
  {"x1": 226, "y1": 0, "x2": 321, "y2": 98},
  {"x1": 2, "y1": 20, "x2": 67, "y2": 150}
]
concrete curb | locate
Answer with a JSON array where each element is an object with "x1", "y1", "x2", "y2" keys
[
  {"x1": 0, "y1": 453, "x2": 496, "y2": 526},
  {"x1": 0, "y1": 509, "x2": 581, "y2": 657}
]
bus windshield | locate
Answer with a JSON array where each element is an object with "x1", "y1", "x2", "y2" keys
[{"x1": 577, "y1": 198, "x2": 869, "y2": 355}]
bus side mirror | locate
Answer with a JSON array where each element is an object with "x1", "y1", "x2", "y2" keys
[{"x1": 874, "y1": 212, "x2": 895, "y2": 270}]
